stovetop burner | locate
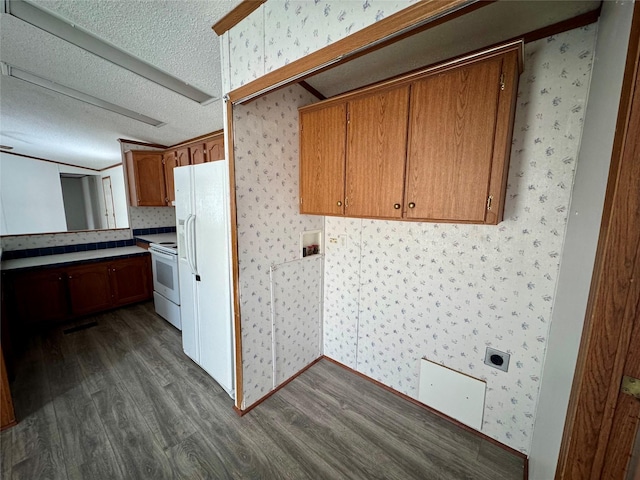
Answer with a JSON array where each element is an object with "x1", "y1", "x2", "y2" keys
[{"x1": 149, "y1": 242, "x2": 178, "y2": 254}]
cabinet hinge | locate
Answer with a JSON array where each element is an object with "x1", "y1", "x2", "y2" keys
[
  {"x1": 300, "y1": 197, "x2": 303, "y2": 205},
  {"x1": 487, "y1": 195, "x2": 493, "y2": 211},
  {"x1": 499, "y1": 73, "x2": 505, "y2": 91},
  {"x1": 347, "y1": 111, "x2": 350, "y2": 124}
]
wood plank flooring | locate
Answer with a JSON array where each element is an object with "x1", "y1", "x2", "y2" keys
[{"x1": 0, "y1": 302, "x2": 525, "y2": 479}]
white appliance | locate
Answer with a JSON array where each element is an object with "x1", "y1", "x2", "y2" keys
[
  {"x1": 175, "y1": 161, "x2": 235, "y2": 398},
  {"x1": 150, "y1": 241, "x2": 181, "y2": 330}
]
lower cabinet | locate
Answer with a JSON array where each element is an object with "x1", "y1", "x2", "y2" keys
[
  {"x1": 68, "y1": 263, "x2": 113, "y2": 316},
  {"x1": 110, "y1": 257, "x2": 152, "y2": 306},
  {"x1": 10, "y1": 267, "x2": 69, "y2": 323},
  {"x1": 3, "y1": 254, "x2": 152, "y2": 325}
]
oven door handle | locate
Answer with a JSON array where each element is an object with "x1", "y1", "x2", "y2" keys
[
  {"x1": 150, "y1": 248, "x2": 177, "y2": 262},
  {"x1": 185, "y1": 214, "x2": 198, "y2": 276}
]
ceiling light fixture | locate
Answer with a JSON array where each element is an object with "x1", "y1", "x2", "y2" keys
[
  {"x1": 0, "y1": 145, "x2": 14, "y2": 150},
  {"x1": 2, "y1": 63, "x2": 166, "y2": 127},
  {"x1": 5, "y1": 0, "x2": 217, "y2": 105}
]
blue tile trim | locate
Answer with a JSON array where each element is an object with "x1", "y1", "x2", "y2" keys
[
  {"x1": 2, "y1": 238, "x2": 136, "y2": 260},
  {"x1": 132, "y1": 226, "x2": 176, "y2": 236}
]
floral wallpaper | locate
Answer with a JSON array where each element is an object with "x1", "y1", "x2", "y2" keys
[
  {"x1": 227, "y1": 0, "x2": 418, "y2": 89},
  {"x1": 128, "y1": 206, "x2": 176, "y2": 229},
  {"x1": 0, "y1": 228, "x2": 132, "y2": 251},
  {"x1": 272, "y1": 256, "x2": 323, "y2": 386},
  {"x1": 323, "y1": 26, "x2": 597, "y2": 454},
  {"x1": 233, "y1": 86, "x2": 324, "y2": 408}
]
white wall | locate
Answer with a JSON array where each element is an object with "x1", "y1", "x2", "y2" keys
[
  {"x1": 0, "y1": 152, "x2": 67, "y2": 235},
  {"x1": 529, "y1": 2, "x2": 635, "y2": 477}
]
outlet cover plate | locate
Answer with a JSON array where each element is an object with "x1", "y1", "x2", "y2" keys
[{"x1": 484, "y1": 347, "x2": 510, "y2": 372}]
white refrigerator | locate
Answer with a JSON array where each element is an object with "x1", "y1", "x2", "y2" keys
[{"x1": 174, "y1": 161, "x2": 235, "y2": 398}]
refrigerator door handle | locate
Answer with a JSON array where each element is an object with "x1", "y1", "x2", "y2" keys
[{"x1": 185, "y1": 214, "x2": 197, "y2": 275}]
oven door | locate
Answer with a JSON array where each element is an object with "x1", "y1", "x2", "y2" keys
[{"x1": 150, "y1": 248, "x2": 180, "y2": 305}]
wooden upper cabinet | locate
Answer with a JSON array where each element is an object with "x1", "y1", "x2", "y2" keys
[
  {"x1": 190, "y1": 144, "x2": 206, "y2": 164},
  {"x1": 299, "y1": 102, "x2": 347, "y2": 216},
  {"x1": 176, "y1": 148, "x2": 190, "y2": 167},
  {"x1": 406, "y1": 56, "x2": 503, "y2": 223},
  {"x1": 125, "y1": 150, "x2": 166, "y2": 206},
  {"x1": 205, "y1": 136, "x2": 225, "y2": 162},
  {"x1": 298, "y1": 41, "x2": 521, "y2": 224},
  {"x1": 163, "y1": 151, "x2": 178, "y2": 205},
  {"x1": 346, "y1": 85, "x2": 409, "y2": 218}
]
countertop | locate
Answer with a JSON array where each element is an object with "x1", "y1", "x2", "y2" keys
[
  {"x1": 1, "y1": 246, "x2": 148, "y2": 271},
  {"x1": 134, "y1": 233, "x2": 177, "y2": 244}
]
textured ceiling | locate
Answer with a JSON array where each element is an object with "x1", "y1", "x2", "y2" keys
[{"x1": 0, "y1": 0, "x2": 238, "y2": 169}]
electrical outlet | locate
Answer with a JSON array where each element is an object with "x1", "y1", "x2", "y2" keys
[
  {"x1": 328, "y1": 235, "x2": 347, "y2": 247},
  {"x1": 484, "y1": 347, "x2": 510, "y2": 372}
]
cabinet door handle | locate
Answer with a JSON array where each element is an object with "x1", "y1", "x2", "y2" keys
[
  {"x1": 394, "y1": 203, "x2": 401, "y2": 209},
  {"x1": 68, "y1": 275, "x2": 73, "y2": 279},
  {"x1": 337, "y1": 201, "x2": 342, "y2": 207},
  {"x1": 408, "y1": 202, "x2": 416, "y2": 209}
]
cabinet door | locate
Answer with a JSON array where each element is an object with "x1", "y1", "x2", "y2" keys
[
  {"x1": 163, "y1": 151, "x2": 178, "y2": 205},
  {"x1": 68, "y1": 263, "x2": 112, "y2": 316},
  {"x1": 0, "y1": 347, "x2": 15, "y2": 430},
  {"x1": 346, "y1": 85, "x2": 409, "y2": 218},
  {"x1": 110, "y1": 256, "x2": 152, "y2": 307},
  {"x1": 205, "y1": 137, "x2": 224, "y2": 162},
  {"x1": 125, "y1": 151, "x2": 166, "y2": 206},
  {"x1": 405, "y1": 57, "x2": 503, "y2": 222},
  {"x1": 7, "y1": 269, "x2": 69, "y2": 323},
  {"x1": 176, "y1": 148, "x2": 190, "y2": 167},
  {"x1": 299, "y1": 103, "x2": 347, "y2": 215},
  {"x1": 189, "y1": 144, "x2": 206, "y2": 164}
]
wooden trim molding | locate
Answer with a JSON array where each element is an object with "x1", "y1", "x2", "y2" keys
[
  {"x1": 556, "y1": 3, "x2": 640, "y2": 478},
  {"x1": 518, "y1": 8, "x2": 600, "y2": 45},
  {"x1": 233, "y1": 357, "x2": 324, "y2": 416},
  {"x1": 99, "y1": 162, "x2": 123, "y2": 172},
  {"x1": 226, "y1": 101, "x2": 244, "y2": 411},
  {"x1": 167, "y1": 129, "x2": 224, "y2": 149},
  {"x1": 117, "y1": 138, "x2": 167, "y2": 149},
  {"x1": 227, "y1": 0, "x2": 482, "y2": 104},
  {"x1": 322, "y1": 356, "x2": 528, "y2": 463},
  {"x1": 298, "y1": 81, "x2": 326, "y2": 100},
  {"x1": 212, "y1": 0, "x2": 267, "y2": 36},
  {"x1": 0, "y1": 150, "x2": 104, "y2": 172}
]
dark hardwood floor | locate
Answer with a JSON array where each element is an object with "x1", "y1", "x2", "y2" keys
[{"x1": 0, "y1": 302, "x2": 525, "y2": 479}]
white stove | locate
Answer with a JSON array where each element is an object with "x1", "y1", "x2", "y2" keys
[
  {"x1": 149, "y1": 241, "x2": 177, "y2": 254},
  {"x1": 149, "y1": 241, "x2": 181, "y2": 329}
]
